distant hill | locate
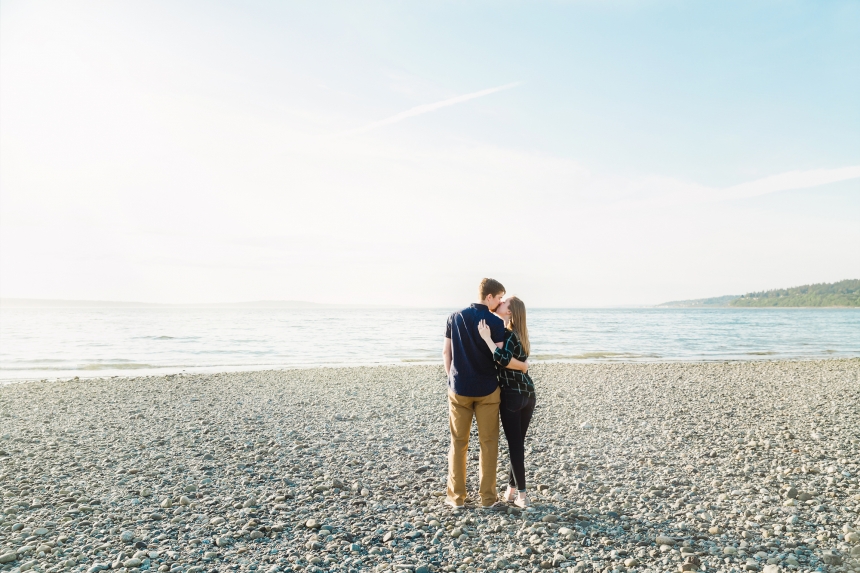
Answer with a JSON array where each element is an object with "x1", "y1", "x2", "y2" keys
[
  {"x1": 0, "y1": 298, "x2": 164, "y2": 308},
  {"x1": 730, "y1": 279, "x2": 860, "y2": 307},
  {"x1": 0, "y1": 299, "x2": 385, "y2": 309},
  {"x1": 657, "y1": 294, "x2": 740, "y2": 308},
  {"x1": 658, "y1": 279, "x2": 860, "y2": 308}
]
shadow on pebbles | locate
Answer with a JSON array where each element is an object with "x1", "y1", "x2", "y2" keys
[{"x1": 0, "y1": 360, "x2": 858, "y2": 573}]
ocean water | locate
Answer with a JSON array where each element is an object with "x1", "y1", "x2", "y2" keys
[{"x1": 0, "y1": 306, "x2": 858, "y2": 381}]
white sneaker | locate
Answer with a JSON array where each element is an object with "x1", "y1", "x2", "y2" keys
[
  {"x1": 503, "y1": 487, "x2": 517, "y2": 503},
  {"x1": 514, "y1": 492, "x2": 530, "y2": 508}
]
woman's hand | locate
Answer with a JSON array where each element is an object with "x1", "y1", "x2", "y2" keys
[
  {"x1": 477, "y1": 319, "x2": 494, "y2": 343},
  {"x1": 478, "y1": 320, "x2": 502, "y2": 355}
]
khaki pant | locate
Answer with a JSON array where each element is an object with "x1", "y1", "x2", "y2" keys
[{"x1": 446, "y1": 387, "x2": 500, "y2": 507}]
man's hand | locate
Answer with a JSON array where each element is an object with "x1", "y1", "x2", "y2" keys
[{"x1": 442, "y1": 337, "x2": 453, "y2": 378}]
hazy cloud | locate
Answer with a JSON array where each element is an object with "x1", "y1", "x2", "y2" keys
[{"x1": 718, "y1": 166, "x2": 860, "y2": 200}]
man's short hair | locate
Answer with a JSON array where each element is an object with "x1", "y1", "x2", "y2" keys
[{"x1": 479, "y1": 278, "x2": 505, "y2": 300}]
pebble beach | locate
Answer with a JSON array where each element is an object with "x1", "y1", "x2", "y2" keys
[{"x1": 1, "y1": 360, "x2": 859, "y2": 573}]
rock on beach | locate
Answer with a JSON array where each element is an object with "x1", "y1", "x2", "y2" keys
[{"x1": 0, "y1": 359, "x2": 858, "y2": 573}]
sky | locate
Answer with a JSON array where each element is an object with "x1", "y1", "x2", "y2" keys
[{"x1": 1, "y1": 1, "x2": 858, "y2": 307}]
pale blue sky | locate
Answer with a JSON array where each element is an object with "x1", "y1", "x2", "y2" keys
[{"x1": 1, "y1": 1, "x2": 858, "y2": 306}]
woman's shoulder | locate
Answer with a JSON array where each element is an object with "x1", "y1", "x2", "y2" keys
[{"x1": 506, "y1": 329, "x2": 520, "y2": 342}]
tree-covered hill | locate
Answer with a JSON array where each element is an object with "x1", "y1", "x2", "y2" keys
[
  {"x1": 730, "y1": 279, "x2": 860, "y2": 307},
  {"x1": 659, "y1": 279, "x2": 859, "y2": 307}
]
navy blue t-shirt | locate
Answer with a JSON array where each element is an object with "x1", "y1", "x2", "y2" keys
[{"x1": 445, "y1": 303, "x2": 506, "y2": 397}]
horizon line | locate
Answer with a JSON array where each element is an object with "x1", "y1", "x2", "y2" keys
[
  {"x1": 3, "y1": 296, "x2": 855, "y2": 310},
  {"x1": 0, "y1": 296, "x2": 666, "y2": 309}
]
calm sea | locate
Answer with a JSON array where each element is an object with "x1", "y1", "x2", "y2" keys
[{"x1": 0, "y1": 307, "x2": 858, "y2": 381}]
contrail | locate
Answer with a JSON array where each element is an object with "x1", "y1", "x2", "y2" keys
[{"x1": 338, "y1": 82, "x2": 521, "y2": 137}]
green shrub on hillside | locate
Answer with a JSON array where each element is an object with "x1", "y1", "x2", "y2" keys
[{"x1": 730, "y1": 279, "x2": 860, "y2": 307}]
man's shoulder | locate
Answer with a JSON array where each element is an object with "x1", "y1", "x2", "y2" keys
[
  {"x1": 483, "y1": 310, "x2": 504, "y2": 326},
  {"x1": 451, "y1": 305, "x2": 476, "y2": 319},
  {"x1": 447, "y1": 307, "x2": 473, "y2": 329}
]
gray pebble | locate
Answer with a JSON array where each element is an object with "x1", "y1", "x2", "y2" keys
[{"x1": 0, "y1": 360, "x2": 857, "y2": 573}]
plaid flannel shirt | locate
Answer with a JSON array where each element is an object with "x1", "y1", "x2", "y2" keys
[{"x1": 492, "y1": 329, "x2": 535, "y2": 397}]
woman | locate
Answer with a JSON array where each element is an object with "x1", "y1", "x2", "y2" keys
[{"x1": 477, "y1": 296, "x2": 535, "y2": 508}]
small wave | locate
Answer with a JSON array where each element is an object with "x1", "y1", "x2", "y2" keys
[
  {"x1": 0, "y1": 362, "x2": 160, "y2": 372},
  {"x1": 533, "y1": 352, "x2": 653, "y2": 360},
  {"x1": 80, "y1": 363, "x2": 159, "y2": 370},
  {"x1": 133, "y1": 335, "x2": 198, "y2": 340},
  {"x1": 746, "y1": 351, "x2": 777, "y2": 356},
  {"x1": 2, "y1": 358, "x2": 147, "y2": 371},
  {"x1": 0, "y1": 358, "x2": 68, "y2": 365}
]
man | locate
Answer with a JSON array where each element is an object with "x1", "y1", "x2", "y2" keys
[{"x1": 443, "y1": 278, "x2": 507, "y2": 509}]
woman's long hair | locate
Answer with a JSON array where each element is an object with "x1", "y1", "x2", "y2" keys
[{"x1": 507, "y1": 296, "x2": 530, "y2": 357}]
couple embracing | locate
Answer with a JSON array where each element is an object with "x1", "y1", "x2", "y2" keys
[{"x1": 442, "y1": 278, "x2": 536, "y2": 511}]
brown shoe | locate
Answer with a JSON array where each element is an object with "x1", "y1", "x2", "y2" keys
[{"x1": 482, "y1": 501, "x2": 507, "y2": 512}]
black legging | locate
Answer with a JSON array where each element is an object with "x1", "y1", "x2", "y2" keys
[{"x1": 499, "y1": 388, "x2": 536, "y2": 491}]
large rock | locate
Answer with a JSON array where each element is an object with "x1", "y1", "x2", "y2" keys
[{"x1": 821, "y1": 550, "x2": 842, "y2": 566}]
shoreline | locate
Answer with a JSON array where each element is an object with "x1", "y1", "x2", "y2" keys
[
  {"x1": 3, "y1": 355, "x2": 860, "y2": 385},
  {"x1": 1, "y1": 360, "x2": 858, "y2": 573}
]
